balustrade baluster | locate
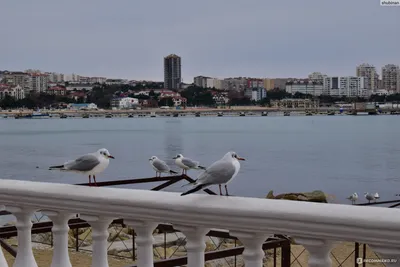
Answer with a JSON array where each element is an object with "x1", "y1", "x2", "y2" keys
[
  {"x1": 294, "y1": 237, "x2": 334, "y2": 267},
  {"x1": 81, "y1": 215, "x2": 113, "y2": 267},
  {"x1": 0, "y1": 205, "x2": 8, "y2": 267},
  {"x1": 369, "y1": 245, "x2": 400, "y2": 266},
  {"x1": 125, "y1": 220, "x2": 156, "y2": 267},
  {"x1": 231, "y1": 231, "x2": 268, "y2": 267},
  {"x1": 175, "y1": 225, "x2": 209, "y2": 267},
  {"x1": 42, "y1": 211, "x2": 74, "y2": 267},
  {"x1": 7, "y1": 206, "x2": 38, "y2": 267}
]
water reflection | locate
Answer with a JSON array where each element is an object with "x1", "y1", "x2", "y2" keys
[{"x1": 163, "y1": 119, "x2": 183, "y2": 168}]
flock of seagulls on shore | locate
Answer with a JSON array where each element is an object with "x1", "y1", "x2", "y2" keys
[
  {"x1": 346, "y1": 192, "x2": 380, "y2": 204},
  {"x1": 49, "y1": 148, "x2": 245, "y2": 196},
  {"x1": 48, "y1": 148, "x2": 392, "y2": 202}
]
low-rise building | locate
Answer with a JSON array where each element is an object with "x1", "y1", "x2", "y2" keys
[
  {"x1": 271, "y1": 99, "x2": 320, "y2": 109},
  {"x1": 0, "y1": 85, "x2": 25, "y2": 100},
  {"x1": 285, "y1": 79, "x2": 324, "y2": 96},
  {"x1": 211, "y1": 91, "x2": 229, "y2": 106},
  {"x1": 68, "y1": 103, "x2": 98, "y2": 110},
  {"x1": 110, "y1": 97, "x2": 139, "y2": 109},
  {"x1": 47, "y1": 86, "x2": 67, "y2": 96},
  {"x1": 66, "y1": 84, "x2": 93, "y2": 91}
]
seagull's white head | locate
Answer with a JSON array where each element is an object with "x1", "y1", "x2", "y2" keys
[
  {"x1": 149, "y1": 156, "x2": 158, "y2": 161},
  {"x1": 226, "y1": 151, "x2": 245, "y2": 161},
  {"x1": 97, "y1": 148, "x2": 114, "y2": 159},
  {"x1": 173, "y1": 154, "x2": 183, "y2": 159}
]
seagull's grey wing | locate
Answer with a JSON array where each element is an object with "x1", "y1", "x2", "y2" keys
[
  {"x1": 153, "y1": 159, "x2": 170, "y2": 172},
  {"x1": 196, "y1": 160, "x2": 235, "y2": 185},
  {"x1": 181, "y1": 158, "x2": 199, "y2": 168},
  {"x1": 64, "y1": 154, "x2": 100, "y2": 172}
]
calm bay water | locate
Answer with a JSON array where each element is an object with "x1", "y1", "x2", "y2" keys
[{"x1": 0, "y1": 115, "x2": 400, "y2": 205}]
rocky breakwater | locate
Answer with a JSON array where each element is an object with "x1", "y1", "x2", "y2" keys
[{"x1": 266, "y1": 190, "x2": 335, "y2": 203}]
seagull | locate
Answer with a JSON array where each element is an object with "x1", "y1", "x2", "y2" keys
[
  {"x1": 374, "y1": 192, "x2": 380, "y2": 201},
  {"x1": 181, "y1": 151, "x2": 245, "y2": 196},
  {"x1": 149, "y1": 156, "x2": 178, "y2": 177},
  {"x1": 364, "y1": 192, "x2": 375, "y2": 203},
  {"x1": 172, "y1": 154, "x2": 206, "y2": 174},
  {"x1": 346, "y1": 192, "x2": 358, "y2": 204},
  {"x1": 49, "y1": 148, "x2": 114, "y2": 186}
]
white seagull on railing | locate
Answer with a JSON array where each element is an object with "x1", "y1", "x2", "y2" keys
[
  {"x1": 173, "y1": 154, "x2": 206, "y2": 174},
  {"x1": 181, "y1": 151, "x2": 245, "y2": 196},
  {"x1": 149, "y1": 156, "x2": 178, "y2": 177},
  {"x1": 346, "y1": 192, "x2": 358, "y2": 204},
  {"x1": 364, "y1": 192, "x2": 376, "y2": 203},
  {"x1": 49, "y1": 148, "x2": 114, "y2": 186}
]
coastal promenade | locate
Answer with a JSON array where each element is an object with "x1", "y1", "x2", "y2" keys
[{"x1": 1, "y1": 106, "x2": 399, "y2": 117}]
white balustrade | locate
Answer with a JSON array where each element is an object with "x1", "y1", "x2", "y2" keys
[
  {"x1": 0, "y1": 179, "x2": 400, "y2": 267},
  {"x1": 175, "y1": 225, "x2": 209, "y2": 267},
  {"x1": 231, "y1": 231, "x2": 268, "y2": 267},
  {"x1": 42, "y1": 211, "x2": 74, "y2": 267},
  {"x1": 7, "y1": 206, "x2": 38, "y2": 267},
  {"x1": 294, "y1": 237, "x2": 335, "y2": 267},
  {"x1": 81, "y1": 215, "x2": 114, "y2": 267},
  {"x1": 0, "y1": 205, "x2": 8, "y2": 267},
  {"x1": 125, "y1": 220, "x2": 156, "y2": 267}
]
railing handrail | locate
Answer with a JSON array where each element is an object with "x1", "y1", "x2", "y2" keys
[{"x1": 0, "y1": 179, "x2": 400, "y2": 248}]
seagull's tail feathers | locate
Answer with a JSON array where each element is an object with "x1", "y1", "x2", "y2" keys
[
  {"x1": 198, "y1": 165, "x2": 206, "y2": 170},
  {"x1": 181, "y1": 183, "x2": 210, "y2": 196},
  {"x1": 49, "y1": 165, "x2": 64, "y2": 170},
  {"x1": 169, "y1": 170, "x2": 178, "y2": 175}
]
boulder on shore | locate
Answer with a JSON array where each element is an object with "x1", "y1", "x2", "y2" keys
[{"x1": 266, "y1": 190, "x2": 330, "y2": 203}]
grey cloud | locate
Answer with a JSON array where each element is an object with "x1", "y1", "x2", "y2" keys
[{"x1": 1, "y1": 0, "x2": 399, "y2": 81}]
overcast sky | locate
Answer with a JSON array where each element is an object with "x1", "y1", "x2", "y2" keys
[{"x1": 1, "y1": 0, "x2": 399, "y2": 82}]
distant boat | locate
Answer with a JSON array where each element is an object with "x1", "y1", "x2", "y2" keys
[
  {"x1": 217, "y1": 112, "x2": 223, "y2": 117},
  {"x1": 173, "y1": 112, "x2": 179, "y2": 117},
  {"x1": 105, "y1": 113, "x2": 113, "y2": 118},
  {"x1": 150, "y1": 112, "x2": 156, "y2": 117},
  {"x1": 239, "y1": 112, "x2": 245, "y2": 116},
  {"x1": 128, "y1": 114, "x2": 134, "y2": 118},
  {"x1": 305, "y1": 111, "x2": 313, "y2": 116},
  {"x1": 60, "y1": 114, "x2": 68, "y2": 119},
  {"x1": 261, "y1": 111, "x2": 268, "y2": 116},
  {"x1": 15, "y1": 114, "x2": 32, "y2": 119},
  {"x1": 82, "y1": 113, "x2": 90, "y2": 118},
  {"x1": 195, "y1": 112, "x2": 201, "y2": 117},
  {"x1": 283, "y1": 112, "x2": 290, "y2": 116},
  {"x1": 327, "y1": 111, "x2": 335, "y2": 116},
  {"x1": 32, "y1": 111, "x2": 50, "y2": 119}
]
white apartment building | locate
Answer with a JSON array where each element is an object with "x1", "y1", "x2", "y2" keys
[
  {"x1": 193, "y1": 76, "x2": 223, "y2": 89},
  {"x1": 251, "y1": 88, "x2": 267, "y2": 101},
  {"x1": 46, "y1": 72, "x2": 64, "y2": 83},
  {"x1": 382, "y1": 64, "x2": 400, "y2": 93},
  {"x1": 356, "y1": 63, "x2": 378, "y2": 90},
  {"x1": 193, "y1": 76, "x2": 208, "y2": 87},
  {"x1": 30, "y1": 73, "x2": 49, "y2": 93},
  {"x1": 323, "y1": 76, "x2": 369, "y2": 98},
  {"x1": 308, "y1": 72, "x2": 328, "y2": 83},
  {"x1": 221, "y1": 78, "x2": 248, "y2": 91},
  {"x1": 110, "y1": 97, "x2": 139, "y2": 109},
  {"x1": 0, "y1": 85, "x2": 25, "y2": 100},
  {"x1": 64, "y1": 73, "x2": 80, "y2": 82},
  {"x1": 285, "y1": 79, "x2": 324, "y2": 96}
]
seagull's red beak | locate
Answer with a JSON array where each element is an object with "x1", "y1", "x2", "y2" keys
[
  {"x1": 237, "y1": 157, "x2": 245, "y2": 161},
  {"x1": 108, "y1": 155, "x2": 115, "y2": 159}
]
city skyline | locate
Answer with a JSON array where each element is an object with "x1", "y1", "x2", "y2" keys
[{"x1": 1, "y1": 0, "x2": 399, "y2": 82}]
